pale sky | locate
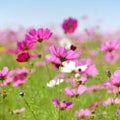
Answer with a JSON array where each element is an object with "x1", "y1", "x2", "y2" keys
[{"x1": 0, "y1": 0, "x2": 120, "y2": 32}]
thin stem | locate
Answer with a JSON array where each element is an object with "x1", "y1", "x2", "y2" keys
[
  {"x1": 40, "y1": 43, "x2": 52, "y2": 80},
  {"x1": 22, "y1": 97, "x2": 38, "y2": 120}
]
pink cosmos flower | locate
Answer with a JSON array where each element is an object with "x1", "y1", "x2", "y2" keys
[
  {"x1": 89, "y1": 50, "x2": 97, "y2": 57},
  {"x1": 103, "y1": 98, "x2": 120, "y2": 106},
  {"x1": 0, "y1": 67, "x2": 8, "y2": 80},
  {"x1": 103, "y1": 79, "x2": 119, "y2": 93},
  {"x1": 12, "y1": 107, "x2": 26, "y2": 114},
  {"x1": 49, "y1": 45, "x2": 80, "y2": 62},
  {"x1": 16, "y1": 68, "x2": 29, "y2": 76},
  {"x1": 13, "y1": 68, "x2": 29, "y2": 86},
  {"x1": 86, "y1": 85, "x2": 101, "y2": 93},
  {"x1": 0, "y1": 78, "x2": 13, "y2": 86},
  {"x1": 78, "y1": 76, "x2": 87, "y2": 83},
  {"x1": 100, "y1": 40, "x2": 120, "y2": 52},
  {"x1": 105, "y1": 51, "x2": 119, "y2": 64},
  {"x1": 86, "y1": 64, "x2": 98, "y2": 77},
  {"x1": 111, "y1": 70, "x2": 120, "y2": 87},
  {"x1": 0, "y1": 68, "x2": 29, "y2": 87},
  {"x1": 64, "y1": 85, "x2": 87, "y2": 97},
  {"x1": 88, "y1": 100, "x2": 104, "y2": 109},
  {"x1": 75, "y1": 109, "x2": 92, "y2": 118},
  {"x1": 52, "y1": 98, "x2": 73, "y2": 110},
  {"x1": 46, "y1": 55, "x2": 61, "y2": 68},
  {"x1": 16, "y1": 52, "x2": 30, "y2": 62},
  {"x1": 17, "y1": 40, "x2": 34, "y2": 51},
  {"x1": 77, "y1": 58, "x2": 98, "y2": 77},
  {"x1": 25, "y1": 28, "x2": 52, "y2": 42},
  {"x1": 62, "y1": 17, "x2": 78, "y2": 33},
  {"x1": 0, "y1": 70, "x2": 15, "y2": 86}
]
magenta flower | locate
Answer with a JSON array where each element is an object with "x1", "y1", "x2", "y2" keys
[
  {"x1": 13, "y1": 68, "x2": 29, "y2": 86},
  {"x1": 0, "y1": 68, "x2": 29, "y2": 87},
  {"x1": 25, "y1": 28, "x2": 52, "y2": 42},
  {"x1": 111, "y1": 70, "x2": 120, "y2": 87},
  {"x1": 17, "y1": 40, "x2": 34, "y2": 51},
  {"x1": 62, "y1": 17, "x2": 78, "y2": 33},
  {"x1": 0, "y1": 67, "x2": 8, "y2": 80},
  {"x1": 100, "y1": 40, "x2": 120, "y2": 52},
  {"x1": 0, "y1": 70, "x2": 15, "y2": 86},
  {"x1": 16, "y1": 52, "x2": 30, "y2": 62},
  {"x1": 52, "y1": 98, "x2": 73, "y2": 110},
  {"x1": 75, "y1": 109, "x2": 92, "y2": 118},
  {"x1": 49, "y1": 45, "x2": 80, "y2": 62}
]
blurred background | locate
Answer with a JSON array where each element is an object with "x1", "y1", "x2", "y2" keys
[{"x1": 0, "y1": 0, "x2": 120, "y2": 32}]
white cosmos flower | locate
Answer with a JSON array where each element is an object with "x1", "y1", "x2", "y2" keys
[
  {"x1": 59, "y1": 38, "x2": 72, "y2": 49},
  {"x1": 60, "y1": 61, "x2": 76, "y2": 73},
  {"x1": 60, "y1": 61, "x2": 88, "y2": 73},
  {"x1": 46, "y1": 79, "x2": 64, "y2": 88}
]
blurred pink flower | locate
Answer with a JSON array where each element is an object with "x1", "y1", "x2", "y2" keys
[
  {"x1": 86, "y1": 85, "x2": 101, "y2": 93},
  {"x1": 116, "y1": 108, "x2": 120, "y2": 117},
  {"x1": 46, "y1": 55, "x2": 61, "y2": 68},
  {"x1": 103, "y1": 98, "x2": 120, "y2": 106},
  {"x1": 0, "y1": 78, "x2": 13, "y2": 86},
  {"x1": 52, "y1": 98, "x2": 73, "y2": 110},
  {"x1": 64, "y1": 87, "x2": 77, "y2": 96},
  {"x1": 100, "y1": 40, "x2": 120, "y2": 52},
  {"x1": 111, "y1": 70, "x2": 120, "y2": 87},
  {"x1": 25, "y1": 28, "x2": 52, "y2": 42},
  {"x1": 12, "y1": 107, "x2": 26, "y2": 114},
  {"x1": 64, "y1": 85, "x2": 87, "y2": 97},
  {"x1": 0, "y1": 67, "x2": 8, "y2": 80},
  {"x1": 17, "y1": 40, "x2": 34, "y2": 51},
  {"x1": 85, "y1": 27, "x2": 95, "y2": 36},
  {"x1": 16, "y1": 52, "x2": 30, "y2": 62},
  {"x1": 35, "y1": 61, "x2": 46, "y2": 67},
  {"x1": 62, "y1": 17, "x2": 78, "y2": 33},
  {"x1": 105, "y1": 51, "x2": 119, "y2": 64},
  {"x1": 7, "y1": 48, "x2": 20, "y2": 54},
  {"x1": 13, "y1": 68, "x2": 29, "y2": 86},
  {"x1": 86, "y1": 64, "x2": 98, "y2": 77},
  {"x1": 75, "y1": 109, "x2": 92, "y2": 118},
  {"x1": 88, "y1": 100, "x2": 104, "y2": 109},
  {"x1": 77, "y1": 58, "x2": 98, "y2": 77}
]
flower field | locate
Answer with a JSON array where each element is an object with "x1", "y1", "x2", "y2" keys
[{"x1": 0, "y1": 17, "x2": 120, "y2": 120}]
